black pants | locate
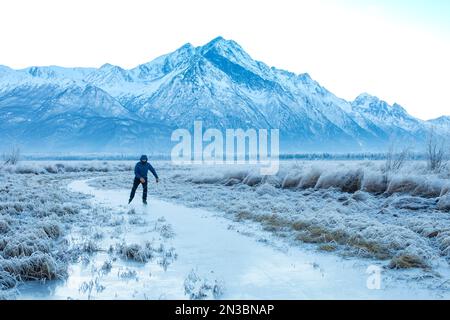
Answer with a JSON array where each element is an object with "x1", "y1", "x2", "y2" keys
[{"x1": 129, "y1": 177, "x2": 148, "y2": 202}]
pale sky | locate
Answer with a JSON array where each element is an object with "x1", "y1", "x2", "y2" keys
[{"x1": 0, "y1": 0, "x2": 449, "y2": 120}]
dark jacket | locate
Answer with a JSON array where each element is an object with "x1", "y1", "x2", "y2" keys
[{"x1": 134, "y1": 155, "x2": 159, "y2": 180}]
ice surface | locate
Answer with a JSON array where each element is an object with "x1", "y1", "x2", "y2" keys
[{"x1": 15, "y1": 180, "x2": 450, "y2": 300}]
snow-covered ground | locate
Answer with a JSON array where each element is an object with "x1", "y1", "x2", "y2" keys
[{"x1": 1, "y1": 160, "x2": 450, "y2": 299}]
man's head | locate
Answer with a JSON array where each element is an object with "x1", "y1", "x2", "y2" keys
[{"x1": 140, "y1": 155, "x2": 148, "y2": 163}]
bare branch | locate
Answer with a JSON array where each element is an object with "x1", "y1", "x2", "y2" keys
[
  {"x1": 2, "y1": 146, "x2": 21, "y2": 165},
  {"x1": 426, "y1": 128, "x2": 446, "y2": 172}
]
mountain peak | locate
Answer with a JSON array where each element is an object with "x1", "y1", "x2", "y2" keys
[
  {"x1": 392, "y1": 102, "x2": 407, "y2": 112},
  {"x1": 201, "y1": 36, "x2": 245, "y2": 53},
  {"x1": 355, "y1": 92, "x2": 376, "y2": 102},
  {"x1": 354, "y1": 94, "x2": 407, "y2": 113},
  {"x1": 428, "y1": 115, "x2": 450, "y2": 124},
  {"x1": 100, "y1": 63, "x2": 119, "y2": 70},
  {"x1": 0, "y1": 65, "x2": 12, "y2": 72},
  {"x1": 353, "y1": 93, "x2": 393, "y2": 109},
  {"x1": 206, "y1": 36, "x2": 226, "y2": 45},
  {"x1": 199, "y1": 36, "x2": 258, "y2": 73},
  {"x1": 180, "y1": 42, "x2": 194, "y2": 50}
]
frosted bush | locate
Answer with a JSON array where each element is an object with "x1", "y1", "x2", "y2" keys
[
  {"x1": 438, "y1": 195, "x2": 450, "y2": 212},
  {"x1": 298, "y1": 168, "x2": 322, "y2": 189},
  {"x1": 437, "y1": 231, "x2": 450, "y2": 258},
  {"x1": 43, "y1": 165, "x2": 60, "y2": 174},
  {"x1": 411, "y1": 178, "x2": 446, "y2": 198},
  {"x1": 39, "y1": 220, "x2": 63, "y2": 239},
  {"x1": 315, "y1": 169, "x2": 363, "y2": 193},
  {"x1": 0, "y1": 219, "x2": 10, "y2": 234},
  {"x1": 82, "y1": 240, "x2": 101, "y2": 254},
  {"x1": 262, "y1": 175, "x2": 282, "y2": 188},
  {"x1": 243, "y1": 172, "x2": 263, "y2": 187},
  {"x1": 184, "y1": 269, "x2": 224, "y2": 300},
  {"x1": 115, "y1": 243, "x2": 154, "y2": 263},
  {"x1": 387, "y1": 176, "x2": 423, "y2": 195},
  {"x1": 0, "y1": 270, "x2": 16, "y2": 290},
  {"x1": 388, "y1": 254, "x2": 429, "y2": 269},
  {"x1": 0, "y1": 253, "x2": 65, "y2": 281},
  {"x1": 13, "y1": 164, "x2": 47, "y2": 175},
  {"x1": 440, "y1": 184, "x2": 450, "y2": 197},
  {"x1": 2, "y1": 239, "x2": 48, "y2": 259},
  {"x1": 281, "y1": 172, "x2": 302, "y2": 189},
  {"x1": 361, "y1": 172, "x2": 387, "y2": 194}
]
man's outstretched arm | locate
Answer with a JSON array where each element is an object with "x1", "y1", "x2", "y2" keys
[{"x1": 148, "y1": 164, "x2": 159, "y2": 181}]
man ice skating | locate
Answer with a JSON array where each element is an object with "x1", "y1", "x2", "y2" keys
[{"x1": 129, "y1": 155, "x2": 159, "y2": 205}]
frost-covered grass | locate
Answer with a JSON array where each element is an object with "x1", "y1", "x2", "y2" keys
[
  {"x1": 0, "y1": 170, "x2": 93, "y2": 298},
  {"x1": 0, "y1": 161, "x2": 179, "y2": 299},
  {"x1": 184, "y1": 269, "x2": 224, "y2": 300},
  {"x1": 0, "y1": 161, "x2": 133, "y2": 175},
  {"x1": 87, "y1": 160, "x2": 450, "y2": 271},
  {"x1": 1, "y1": 159, "x2": 449, "y2": 298},
  {"x1": 115, "y1": 242, "x2": 155, "y2": 263},
  {"x1": 0, "y1": 161, "x2": 143, "y2": 298}
]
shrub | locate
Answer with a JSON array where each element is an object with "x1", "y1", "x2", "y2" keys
[
  {"x1": 0, "y1": 253, "x2": 65, "y2": 281},
  {"x1": 388, "y1": 254, "x2": 428, "y2": 269},
  {"x1": 115, "y1": 243, "x2": 154, "y2": 263}
]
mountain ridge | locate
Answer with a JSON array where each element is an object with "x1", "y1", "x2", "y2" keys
[{"x1": 0, "y1": 37, "x2": 448, "y2": 153}]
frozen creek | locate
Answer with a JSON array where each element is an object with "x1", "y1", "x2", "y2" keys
[{"x1": 16, "y1": 179, "x2": 450, "y2": 300}]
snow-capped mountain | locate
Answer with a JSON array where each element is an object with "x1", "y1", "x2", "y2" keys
[
  {"x1": 427, "y1": 116, "x2": 450, "y2": 134},
  {"x1": 0, "y1": 36, "x2": 448, "y2": 153},
  {"x1": 350, "y1": 93, "x2": 431, "y2": 146}
]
